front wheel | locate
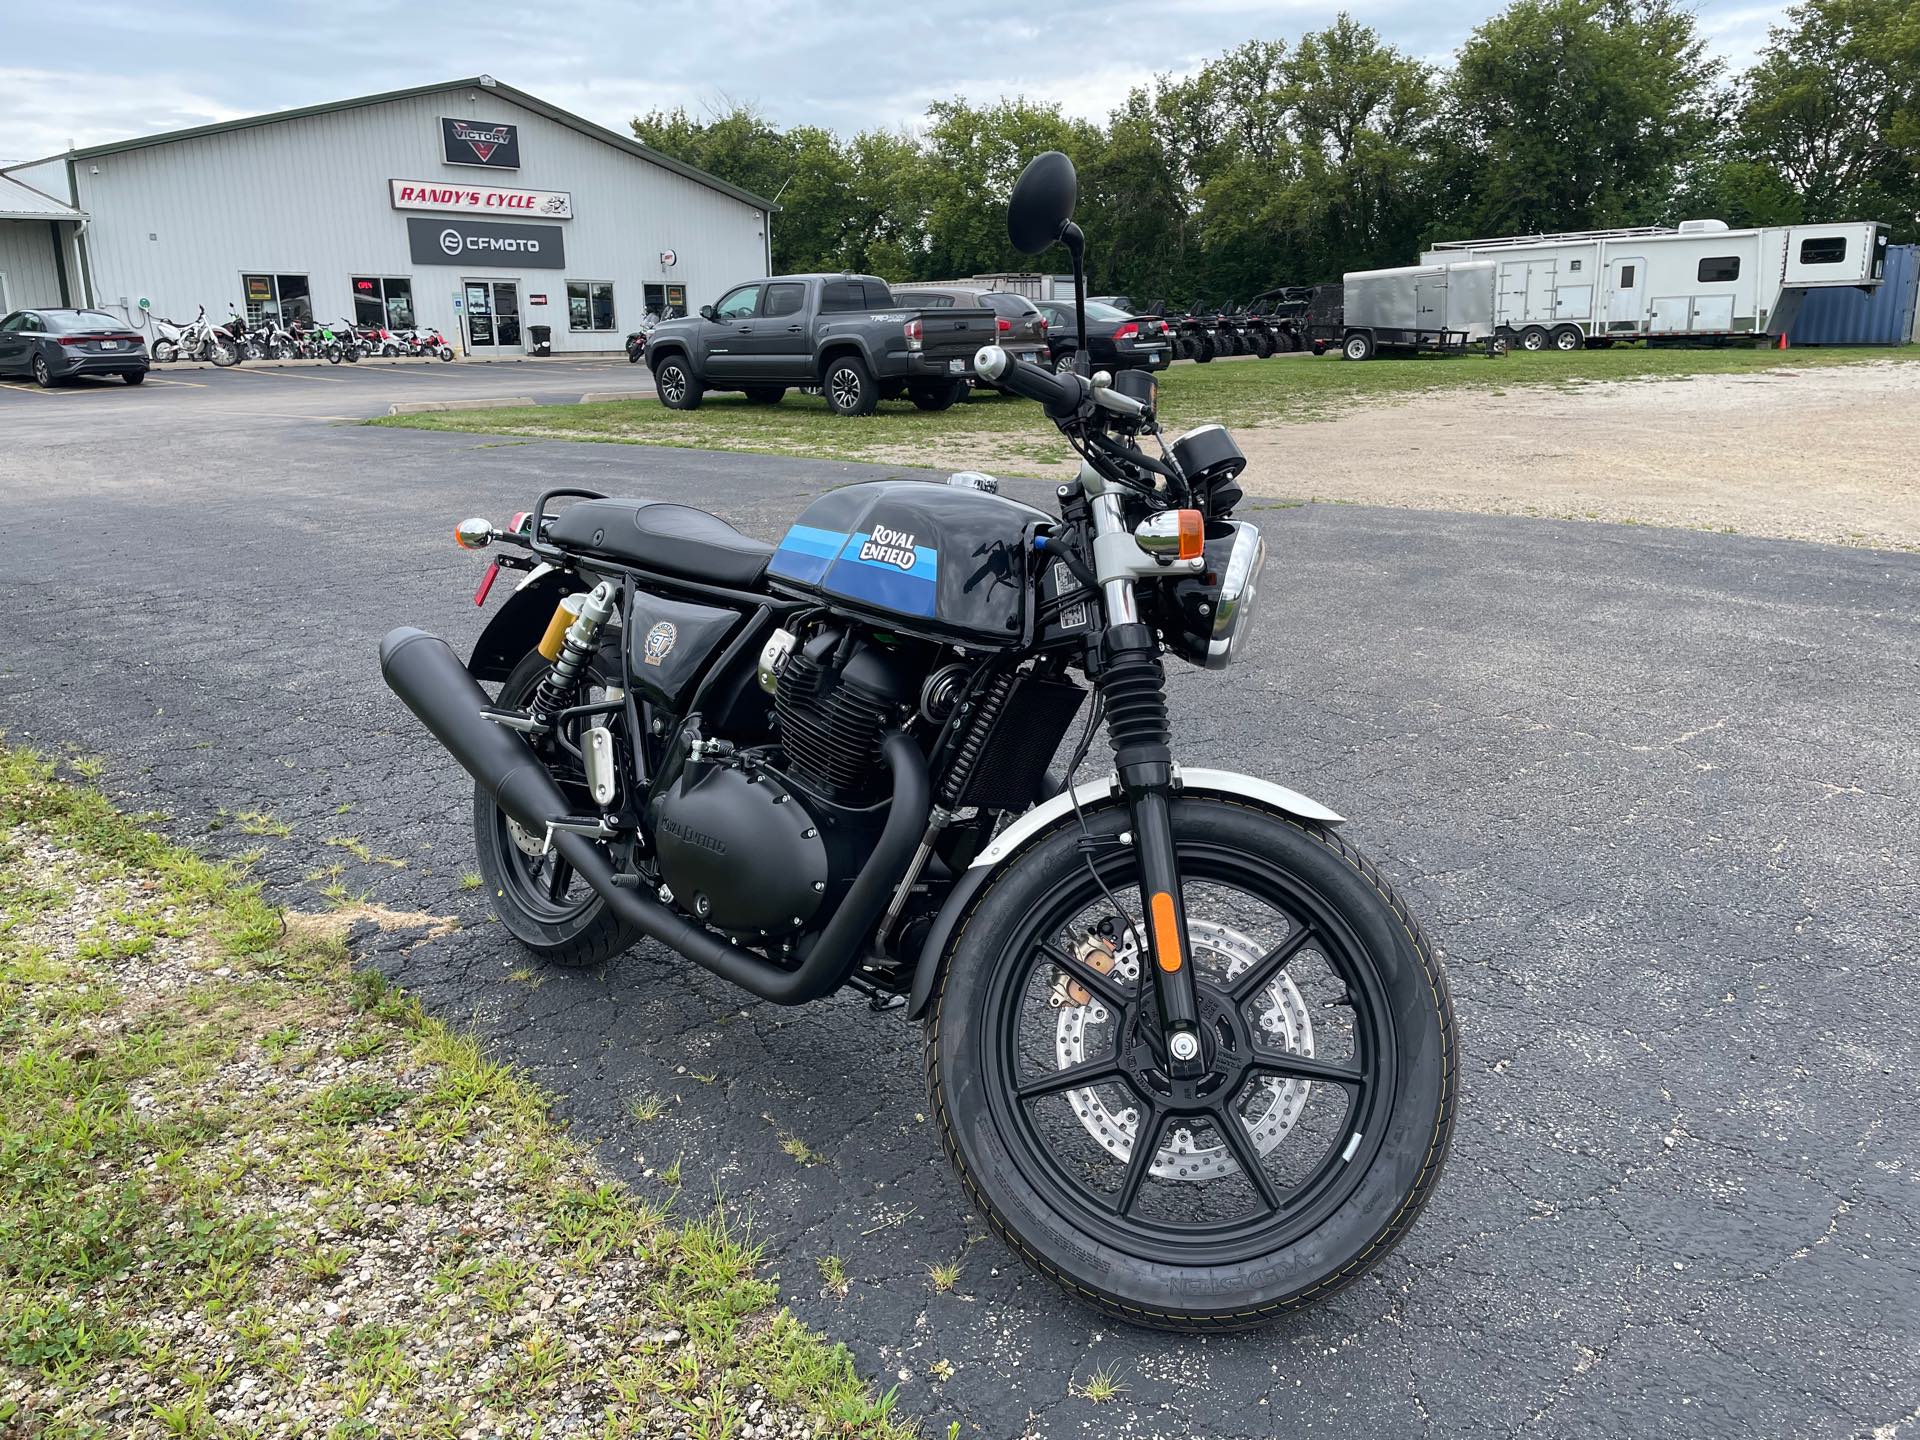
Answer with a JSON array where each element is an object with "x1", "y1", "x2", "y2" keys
[
  {"x1": 211, "y1": 341, "x2": 240, "y2": 367},
  {"x1": 927, "y1": 798, "x2": 1456, "y2": 1331},
  {"x1": 151, "y1": 338, "x2": 178, "y2": 364}
]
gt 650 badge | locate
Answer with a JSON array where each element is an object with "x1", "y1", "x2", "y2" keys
[{"x1": 643, "y1": 621, "x2": 677, "y2": 666}]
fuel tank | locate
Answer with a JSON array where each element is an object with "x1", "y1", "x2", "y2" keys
[{"x1": 766, "y1": 480, "x2": 1050, "y2": 647}]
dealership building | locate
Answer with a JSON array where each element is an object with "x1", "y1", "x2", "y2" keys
[{"x1": 0, "y1": 76, "x2": 773, "y2": 355}]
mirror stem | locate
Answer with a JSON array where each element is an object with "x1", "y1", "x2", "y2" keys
[{"x1": 1062, "y1": 222, "x2": 1090, "y2": 377}]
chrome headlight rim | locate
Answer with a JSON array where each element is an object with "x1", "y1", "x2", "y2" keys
[{"x1": 1204, "y1": 521, "x2": 1266, "y2": 670}]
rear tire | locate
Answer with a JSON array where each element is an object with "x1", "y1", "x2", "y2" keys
[
  {"x1": 473, "y1": 652, "x2": 639, "y2": 968},
  {"x1": 910, "y1": 379, "x2": 966, "y2": 412},
  {"x1": 653, "y1": 355, "x2": 703, "y2": 410},
  {"x1": 123, "y1": 370, "x2": 146, "y2": 385},
  {"x1": 1193, "y1": 335, "x2": 1214, "y2": 363},
  {"x1": 1342, "y1": 331, "x2": 1376, "y2": 362},
  {"x1": 928, "y1": 799, "x2": 1456, "y2": 1331},
  {"x1": 743, "y1": 386, "x2": 786, "y2": 405},
  {"x1": 1551, "y1": 325, "x2": 1582, "y2": 352},
  {"x1": 824, "y1": 354, "x2": 878, "y2": 416},
  {"x1": 1520, "y1": 326, "x2": 1550, "y2": 352},
  {"x1": 32, "y1": 355, "x2": 58, "y2": 387}
]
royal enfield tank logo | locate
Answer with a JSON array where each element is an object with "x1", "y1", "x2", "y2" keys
[
  {"x1": 858, "y1": 525, "x2": 919, "y2": 571},
  {"x1": 441, "y1": 117, "x2": 521, "y2": 169},
  {"x1": 642, "y1": 621, "x2": 678, "y2": 666}
]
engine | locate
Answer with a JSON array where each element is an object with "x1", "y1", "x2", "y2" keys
[
  {"x1": 650, "y1": 621, "x2": 921, "y2": 941},
  {"x1": 769, "y1": 623, "x2": 921, "y2": 806}
]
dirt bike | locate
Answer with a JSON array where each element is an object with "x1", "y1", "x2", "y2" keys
[{"x1": 379, "y1": 150, "x2": 1456, "y2": 1331}]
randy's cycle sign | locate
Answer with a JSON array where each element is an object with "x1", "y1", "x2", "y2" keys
[
  {"x1": 390, "y1": 179, "x2": 572, "y2": 219},
  {"x1": 407, "y1": 217, "x2": 566, "y2": 269},
  {"x1": 441, "y1": 117, "x2": 521, "y2": 169}
]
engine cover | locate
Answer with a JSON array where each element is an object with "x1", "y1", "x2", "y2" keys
[{"x1": 653, "y1": 765, "x2": 828, "y2": 935}]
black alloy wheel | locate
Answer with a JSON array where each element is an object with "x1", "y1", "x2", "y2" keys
[
  {"x1": 654, "y1": 357, "x2": 703, "y2": 410},
  {"x1": 472, "y1": 651, "x2": 638, "y2": 967},
  {"x1": 929, "y1": 799, "x2": 1455, "y2": 1330},
  {"x1": 31, "y1": 354, "x2": 56, "y2": 388}
]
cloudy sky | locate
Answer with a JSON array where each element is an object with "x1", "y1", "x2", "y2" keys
[{"x1": 2, "y1": 0, "x2": 1791, "y2": 168}]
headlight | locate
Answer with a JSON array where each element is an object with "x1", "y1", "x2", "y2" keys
[{"x1": 1157, "y1": 520, "x2": 1266, "y2": 670}]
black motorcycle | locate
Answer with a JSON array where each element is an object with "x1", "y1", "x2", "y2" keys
[{"x1": 380, "y1": 151, "x2": 1457, "y2": 1331}]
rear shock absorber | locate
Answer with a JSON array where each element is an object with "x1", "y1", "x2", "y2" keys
[{"x1": 529, "y1": 581, "x2": 617, "y2": 728}]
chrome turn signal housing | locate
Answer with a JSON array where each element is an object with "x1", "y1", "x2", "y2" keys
[
  {"x1": 1134, "y1": 508, "x2": 1205, "y2": 562},
  {"x1": 454, "y1": 517, "x2": 495, "y2": 550}
]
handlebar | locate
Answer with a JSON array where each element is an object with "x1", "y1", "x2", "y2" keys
[{"x1": 973, "y1": 345, "x2": 1085, "y2": 419}]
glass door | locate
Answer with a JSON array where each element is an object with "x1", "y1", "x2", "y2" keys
[
  {"x1": 492, "y1": 282, "x2": 521, "y2": 348},
  {"x1": 464, "y1": 282, "x2": 494, "y2": 347}
]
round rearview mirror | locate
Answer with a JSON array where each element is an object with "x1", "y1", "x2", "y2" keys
[{"x1": 1007, "y1": 151, "x2": 1077, "y2": 255}]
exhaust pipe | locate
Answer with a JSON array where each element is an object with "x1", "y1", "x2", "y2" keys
[{"x1": 378, "y1": 626, "x2": 930, "y2": 1006}]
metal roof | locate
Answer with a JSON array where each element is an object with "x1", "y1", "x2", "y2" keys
[
  {"x1": 0, "y1": 172, "x2": 85, "y2": 221},
  {"x1": 2, "y1": 76, "x2": 774, "y2": 213}
]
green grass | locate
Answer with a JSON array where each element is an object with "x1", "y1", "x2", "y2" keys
[
  {"x1": 0, "y1": 740, "x2": 919, "y2": 1439},
  {"x1": 369, "y1": 345, "x2": 1918, "y2": 475}
]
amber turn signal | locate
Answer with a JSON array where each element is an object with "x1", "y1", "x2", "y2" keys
[
  {"x1": 454, "y1": 516, "x2": 494, "y2": 550},
  {"x1": 1150, "y1": 891, "x2": 1184, "y2": 972},
  {"x1": 1134, "y1": 508, "x2": 1206, "y2": 563}
]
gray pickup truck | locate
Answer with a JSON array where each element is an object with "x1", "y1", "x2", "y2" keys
[{"x1": 642, "y1": 273, "x2": 997, "y2": 416}]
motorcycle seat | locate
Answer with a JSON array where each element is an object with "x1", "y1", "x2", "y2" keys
[{"x1": 545, "y1": 498, "x2": 773, "y2": 588}]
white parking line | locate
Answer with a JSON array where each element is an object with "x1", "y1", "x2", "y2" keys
[{"x1": 214, "y1": 366, "x2": 347, "y2": 384}]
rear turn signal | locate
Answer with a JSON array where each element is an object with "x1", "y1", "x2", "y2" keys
[{"x1": 454, "y1": 517, "x2": 494, "y2": 550}]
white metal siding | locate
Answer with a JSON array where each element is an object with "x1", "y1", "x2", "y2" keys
[
  {"x1": 68, "y1": 88, "x2": 767, "y2": 353},
  {"x1": 0, "y1": 220, "x2": 65, "y2": 309}
]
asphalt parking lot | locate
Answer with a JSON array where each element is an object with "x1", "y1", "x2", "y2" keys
[
  {"x1": 0, "y1": 351, "x2": 652, "y2": 424},
  {"x1": 2, "y1": 385, "x2": 1915, "y2": 1439}
]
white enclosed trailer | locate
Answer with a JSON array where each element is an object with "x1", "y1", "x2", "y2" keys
[
  {"x1": 1307, "y1": 260, "x2": 1498, "y2": 359},
  {"x1": 1423, "y1": 220, "x2": 1889, "y2": 349}
]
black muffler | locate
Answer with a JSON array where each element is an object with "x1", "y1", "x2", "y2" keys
[
  {"x1": 379, "y1": 627, "x2": 568, "y2": 835},
  {"x1": 378, "y1": 626, "x2": 930, "y2": 1006}
]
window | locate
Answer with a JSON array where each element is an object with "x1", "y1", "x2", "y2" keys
[
  {"x1": 1619, "y1": 264, "x2": 1636, "y2": 287},
  {"x1": 567, "y1": 281, "x2": 616, "y2": 331},
  {"x1": 762, "y1": 282, "x2": 804, "y2": 318},
  {"x1": 895, "y1": 290, "x2": 956, "y2": 309},
  {"x1": 714, "y1": 284, "x2": 760, "y2": 319},
  {"x1": 820, "y1": 280, "x2": 862, "y2": 312},
  {"x1": 1697, "y1": 256, "x2": 1740, "y2": 283},
  {"x1": 241, "y1": 273, "x2": 312, "y2": 327},
  {"x1": 985, "y1": 293, "x2": 1037, "y2": 319},
  {"x1": 352, "y1": 277, "x2": 413, "y2": 329},
  {"x1": 0, "y1": 312, "x2": 28, "y2": 332},
  {"x1": 665, "y1": 284, "x2": 686, "y2": 315},
  {"x1": 1799, "y1": 236, "x2": 1847, "y2": 265},
  {"x1": 861, "y1": 279, "x2": 893, "y2": 306},
  {"x1": 42, "y1": 310, "x2": 123, "y2": 332}
]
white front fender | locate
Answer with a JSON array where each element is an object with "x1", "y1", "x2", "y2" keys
[{"x1": 968, "y1": 765, "x2": 1343, "y2": 870}]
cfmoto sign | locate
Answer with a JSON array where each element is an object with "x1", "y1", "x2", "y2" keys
[{"x1": 407, "y1": 217, "x2": 566, "y2": 270}]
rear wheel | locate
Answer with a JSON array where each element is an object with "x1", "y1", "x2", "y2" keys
[
  {"x1": 123, "y1": 370, "x2": 146, "y2": 385},
  {"x1": 473, "y1": 652, "x2": 638, "y2": 967},
  {"x1": 930, "y1": 799, "x2": 1455, "y2": 1331},
  {"x1": 910, "y1": 379, "x2": 967, "y2": 412},
  {"x1": 32, "y1": 355, "x2": 57, "y2": 388},
  {"x1": 743, "y1": 386, "x2": 786, "y2": 405},
  {"x1": 1519, "y1": 326, "x2": 1550, "y2": 352},
  {"x1": 653, "y1": 355, "x2": 703, "y2": 410},
  {"x1": 1551, "y1": 325, "x2": 1582, "y2": 352},
  {"x1": 824, "y1": 354, "x2": 878, "y2": 416},
  {"x1": 1342, "y1": 331, "x2": 1376, "y2": 362}
]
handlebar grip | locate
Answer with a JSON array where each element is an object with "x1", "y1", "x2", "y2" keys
[{"x1": 973, "y1": 345, "x2": 1085, "y2": 418}]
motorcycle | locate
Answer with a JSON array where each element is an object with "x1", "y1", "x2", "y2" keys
[
  {"x1": 151, "y1": 306, "x2": 241, "y2": 366},
  {"x1": 379, "y1": 150, "x2": 1456, "y2": 1331}
]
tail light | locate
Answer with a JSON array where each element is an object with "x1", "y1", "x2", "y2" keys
[
  {"x1": 1113, "y1": 322, "x2": 1139, "y2": 340},
  {"x1": 1037, "y1": 317, "x2": 1049, "y2": 335},
  {"x1": 904, "y1": 318, "x2": 923, "y2": 352},
  {"x1": 996, "y1": 317, "x2": 1012, "y2": 332}
]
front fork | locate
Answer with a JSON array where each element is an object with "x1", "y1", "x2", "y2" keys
[{"x1": 1085, "y1": 488, "x2": 1207, "y2": 1078}]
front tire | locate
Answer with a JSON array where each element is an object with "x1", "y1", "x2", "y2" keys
[
  {"x1": 472, "y1": 652, "x2": 638, "y2": 968},
  {"x1": 927, "y1": 798, "x2": 1456, "y2": 1331},
  {"x1": 653, "y1": 355, "x2": 702, "y2": 410}
]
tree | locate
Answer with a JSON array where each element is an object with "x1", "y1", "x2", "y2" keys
[
  {"x1": 1443, "y1": 0, "x2": 1721, "y2": 234},
  {"x1": 1731, "y1": 0, "x2": 1920, "y2": 237}
]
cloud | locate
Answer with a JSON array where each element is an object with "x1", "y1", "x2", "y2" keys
[{"x1": 0, "y1": 68, "x2": 248, "y2": 167}]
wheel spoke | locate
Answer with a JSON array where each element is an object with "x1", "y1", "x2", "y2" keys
[
  {"x1": 545, "y1": 856, "x2": 574, "y2": 904},
  {"x1": 1228, "y1": 925, "x2": 1315, "y2": 1001},
  {"x1": 1017, "y1": 1050, "x2": 1125, "y2": 1100},
  {"x1": 1210, "y1": 1102, "x2": 1283, "y2": 1211},
  {"x1": 1114, "y1": 1104, "x2": 1165, "y2": 1217},
  {"x1": 1248, "y1": 1044, "x2": 1365, "y2": 1088},
  {"x1": 1038, "y1": 940, "x2": 1130, "y2": 1011}
]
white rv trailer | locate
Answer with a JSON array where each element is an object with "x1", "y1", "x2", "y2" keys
[{"x1": 1423, "y1": 220, "x2": 1889, "y2": 349}]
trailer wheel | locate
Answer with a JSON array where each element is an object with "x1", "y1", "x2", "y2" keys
[
  {"x1": 1551, "y1": 325, "x2": 1582, "y2": 352},
  {"x1": 1519, "y1": 326, "x2": 1550, "y2": 352},
  {"x1": 1342, "y1": 331, "x2": 1376, "y2": 362}
]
